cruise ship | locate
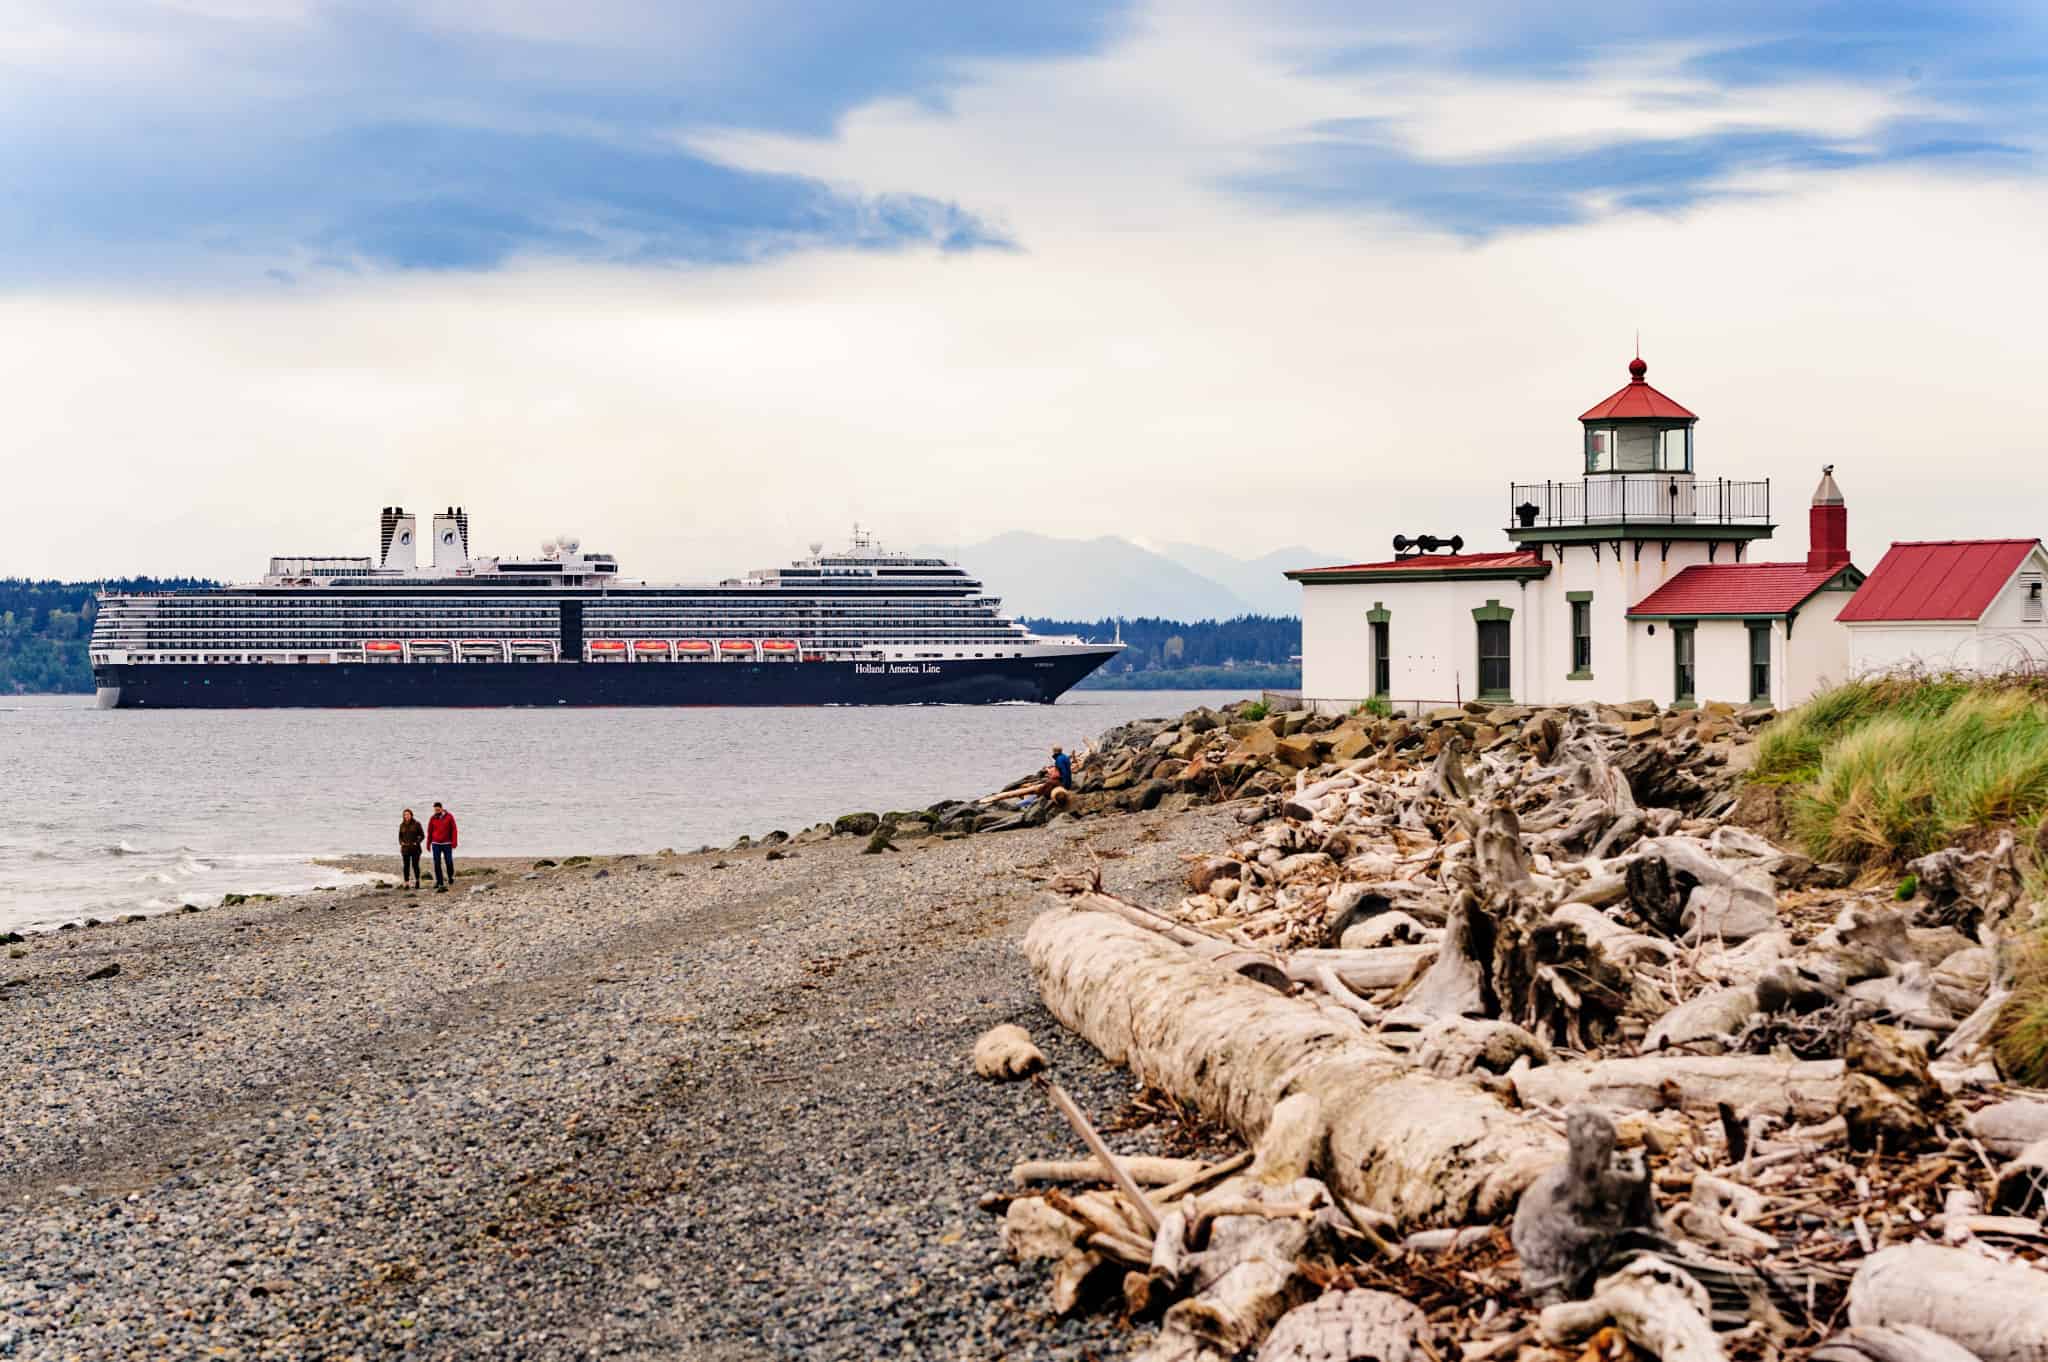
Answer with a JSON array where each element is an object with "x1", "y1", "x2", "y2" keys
[{"x1": 89, "y1": 508, "x2": 1121, "y2": 708}]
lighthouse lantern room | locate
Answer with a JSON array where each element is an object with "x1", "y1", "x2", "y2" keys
[
  {"x1": 1508, "y1": 358, "x2": 1772, "y2": 538},
  {"x1": 1582, "y1": 356, "x2": 1694, "y2": 474}
]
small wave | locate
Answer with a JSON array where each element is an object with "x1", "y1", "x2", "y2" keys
[
  {"x1": 98, "y1": 841, "x2": 147, "y2": 857},
  {"x1": 133, "y1": 854, "x2": 213, "y2": 885}
]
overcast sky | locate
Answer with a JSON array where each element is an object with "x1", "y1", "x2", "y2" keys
[{"x1": 5, "y1": 0, "x2": 2045, "y2": 582}]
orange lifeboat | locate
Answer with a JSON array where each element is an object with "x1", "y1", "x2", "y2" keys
[
  {"x1": 717, "y1": 639, "x2": 756, "y2": 656},
  {"x1": 632, "y1": 640, "x2": 671, "y2": 655},
  {"x1": 365, "y1": 641, "x2": 402, "y2": 655},
  {"x1": 675, "y1": 640, "x2": 713, "y2": 656},
  {"x1": 589, "y1": 640, "x2": 627, "y2": 658},
  {"x1": 760, "y1": 639, "x2": 799, "y2": 655}
]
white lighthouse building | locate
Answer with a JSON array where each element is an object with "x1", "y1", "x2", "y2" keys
[{"x1": 1287, "y1": 357, "x2": 1865, "y2": 711}]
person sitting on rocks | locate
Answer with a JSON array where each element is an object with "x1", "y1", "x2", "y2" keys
[
  {"x1": 1031, "y1": 747, "x2": 1075, "y2": 809},
  {"x1": 397, "y1": 808, "x2": 425, "y2": 889}
]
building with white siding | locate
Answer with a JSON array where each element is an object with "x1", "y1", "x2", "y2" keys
[
  {"x1": 1287, "y1": 358, "x2": 1864, "y2": 712},
  {"x1": 1839, "y1": 539, "x2": 2048, "y2": 674}
]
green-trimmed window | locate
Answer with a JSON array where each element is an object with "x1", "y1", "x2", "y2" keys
[
  {"x1": 1748, "y1": 623, "x2": 1771, "y2": 703},
  {"x1": 1673, "y1": 622, "x2": 1697, "y2": 704},
  {"x1": 1477, "y1": 623, "x2": 1510, "y2": 698},
  {"x1": 1472, "y1": 599, "x2": 1513, "y2": 700},
  {"x1": 1371, "y1": 620, "x2": 1390, "y2": 698},
  {"x1": 1568, "y1": 592, "x2": 1592, "y2": 677}
]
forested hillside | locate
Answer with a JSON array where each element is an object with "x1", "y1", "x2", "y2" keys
[
  {"x1": 1022, "y1": 614, "x2": 1301, "y2": 689},
  {"x1": 0, "y1": 579, "x2": 215, "y2": 693}
]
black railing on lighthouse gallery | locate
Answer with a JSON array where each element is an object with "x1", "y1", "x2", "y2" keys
[{"x1": 1508, "y1": 476, "x2": 1771, "y2": 530}]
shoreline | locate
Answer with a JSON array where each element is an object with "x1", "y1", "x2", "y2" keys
[
  {"x1": 0, "y1": 797, "x2": 1238, "y2": 1359},
  {"x1": 0, "y1": 853, "x2": 386, "y2": 942}
]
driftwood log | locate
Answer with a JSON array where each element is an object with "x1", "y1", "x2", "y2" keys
[
  {"x1": 1538, "y1": 1257, "x2": 1725, "y2": 1362},
  {"x1": 1813, "y1": 1325, "x2": 1988, "y2": 1362},
  {"x1": 1255, "y1": 1289, "x2": 1429, "y2": 1362},
  {"x1": 1012, "y1": 1156, "x2": 1211, "y2": 1188},
  {"x1": 1969, "y1": 1099, "x2": 2048, "y2": 1158},
  {"x1": 1512, "y1": 1054, "x2": 1843, "y2": 1119},
  {"x1": 1846, "y1": 1243, "x2": 2048, "y2": 1362},
  {"x1": 1025, "y1": 905, "x2": 1562, "y2": 1224}
]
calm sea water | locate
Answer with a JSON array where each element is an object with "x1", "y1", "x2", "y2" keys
[{"x1": 0, "y1": 690, "x2": 1251, "y2": 933}]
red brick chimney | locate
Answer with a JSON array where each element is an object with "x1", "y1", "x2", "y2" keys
[{"x1": 1808, "y1": 465, "x2": 1849, "y2": 570}]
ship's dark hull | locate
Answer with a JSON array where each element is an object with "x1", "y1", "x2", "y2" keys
[{"x1": 93, "y1": 652, "x2": 1116, "y2": 709}]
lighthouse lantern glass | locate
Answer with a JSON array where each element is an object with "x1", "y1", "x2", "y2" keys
[{"x1": 1584, "y1": 424, "x2": 1691, "y2": 474}]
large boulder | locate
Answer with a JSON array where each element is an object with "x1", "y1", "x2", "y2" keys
[
  {"x1": 1274, "y1": 733, "x2": 1321, "y2": 769},
  {"x1": 1328, "y1": 725, "x2": 1375, "y2": 763},
  {"x1": 1228, "y1": 727, "x2": 1281, "y2": 764}
]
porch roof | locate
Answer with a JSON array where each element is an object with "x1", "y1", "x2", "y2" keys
[{"x1": 1626, "y1": 561, "x2": 1860, "y2": 619}]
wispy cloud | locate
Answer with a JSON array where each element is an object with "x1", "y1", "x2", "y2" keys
[
  {"x1": 1215, "y1": 22, "x2": 2034, "y2": 233},
  {"x1": 0, "y1": 0, "x2": 1110, "y2": 280},
  {"x1": 691, "y1": 4, "x2": 2038, "y2": 240}
]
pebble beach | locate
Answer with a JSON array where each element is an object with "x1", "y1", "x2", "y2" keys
[{"x1": 1, "y1": 806, "x2": 1237, "y2": 1360}]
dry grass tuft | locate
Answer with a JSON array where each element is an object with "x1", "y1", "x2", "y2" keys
[{"x1": 1993, "y1": 935, "x2": 2048, "y2": 1087}]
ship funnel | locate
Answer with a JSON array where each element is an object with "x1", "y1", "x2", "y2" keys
[
  {"x1": 380, "y1": 506, "x2": 417, "y2": 570},
  {"x1": 431, "y1": 507, "x2": 471, "y2": 573}
]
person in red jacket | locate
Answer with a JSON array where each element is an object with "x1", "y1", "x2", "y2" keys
[{"x1": 427, "y1": 802, "x2": 459, "y2": 892}]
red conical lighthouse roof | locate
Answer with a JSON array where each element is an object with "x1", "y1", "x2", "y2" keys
[{"x1": 1579, "y1": 356, "x2": 1697, "y2": 422}]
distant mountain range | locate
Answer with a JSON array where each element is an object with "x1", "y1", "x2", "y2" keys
[{"x1": 915, "y1": 533, "x2": 1348, "y2": 620}]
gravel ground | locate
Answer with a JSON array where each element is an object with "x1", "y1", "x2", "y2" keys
[{"x1": 0, "y1": 804, "x2": 1240, "y2": 1361}]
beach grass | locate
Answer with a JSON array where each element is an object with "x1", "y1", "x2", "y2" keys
[{"x1": 1753, "y1": 673, "x2": 2048, "y2": 866}]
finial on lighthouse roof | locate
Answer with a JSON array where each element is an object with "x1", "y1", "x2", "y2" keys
[
  {"x1": 1812, "y1": 464, "x2": 1844, "y2": 507},
  {"x1": 1628, "y1": 356, "x2": 1648, "y2": 382}
]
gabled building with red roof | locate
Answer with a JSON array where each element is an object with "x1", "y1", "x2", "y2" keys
[
  {"x1": 1286, "y1": 357, "x2": 1866, "y2": 710},
  {"x1": 1839, "y1": 539, "x2": 2048, "y2": 674}
]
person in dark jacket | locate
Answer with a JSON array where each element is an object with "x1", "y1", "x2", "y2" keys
[
  {"x1": 398, "y1": 808, "x2": 425, "y2": 889},
  {"x1": 427, "y1": 802, "x2": 459, "y2": 892},
  {"x1": 1051, "y1": 746, "x2": 1073, "y2": 788}
]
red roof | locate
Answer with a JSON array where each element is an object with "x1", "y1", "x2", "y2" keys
[
  {"x1": 1289, "y1": 551, "x2": 1547, "y2": 577},
  {"x1": 1837, "y1": 540, "x2": 2041, "y2": 623},
  {"x1": 1627, "y1": 562, "x2": 1855, "y2": 617},
  {"x1": 1580, "y1": 357, "x2": 1697, "y2": 422}
]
